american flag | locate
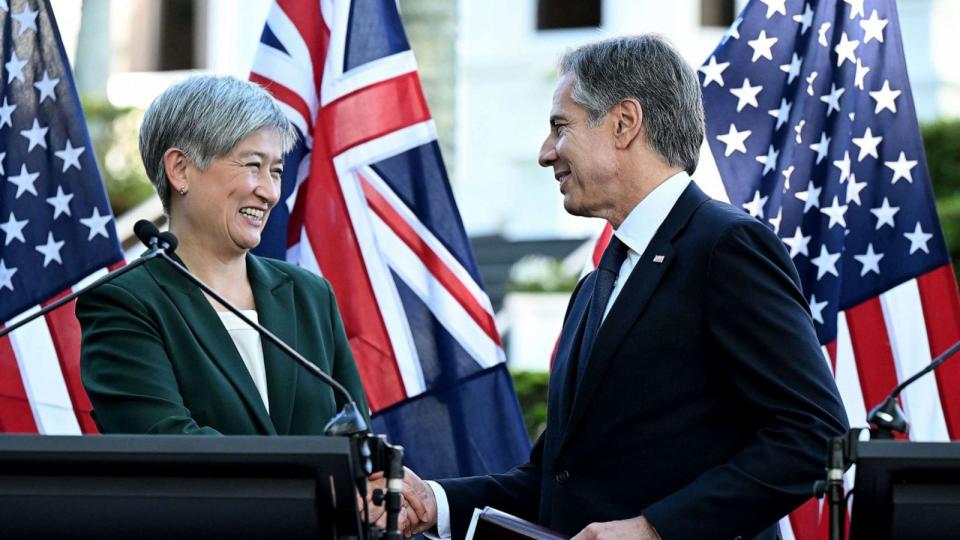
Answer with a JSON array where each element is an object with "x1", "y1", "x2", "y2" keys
[
  {"x1": 699, "y1": 0, "x2": 960, "y2": 537},
  {"x1": 249, "y1": 0, "x2": 530, "y2": 477},
  {"x1": 0, "y1": 0, "x2": 123, "y2": 434}
]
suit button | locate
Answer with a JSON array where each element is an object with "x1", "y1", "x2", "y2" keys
[{"x1": 555, "y1": 470, "x2": 570, "y2": 484}]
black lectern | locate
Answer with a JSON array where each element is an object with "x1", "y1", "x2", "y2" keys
[
  {"x1": 0, "y1": 434, "x2": 364, "y2": 539},
  {"x1": 851, "y1": 440, "x2": 960, "y2": 539}
]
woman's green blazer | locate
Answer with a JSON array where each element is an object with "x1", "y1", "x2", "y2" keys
[{"x1": 76, "y1": 252, "x2": 369, "y2": 435}]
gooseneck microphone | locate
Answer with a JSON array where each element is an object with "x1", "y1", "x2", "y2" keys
[
  {"x1": 138, "y1": 221, "x2": 406, "y2": 539},
  {"x1": 0, "y1": 225, "x2": 165, "y2": 339},
  {"x1": 867, "y1": 339, "x2": 960, "y2": 436},
  {"x1": 132, "y1": 220, "x2": 369, "y2": 436}
]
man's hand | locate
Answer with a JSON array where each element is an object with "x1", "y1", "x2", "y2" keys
[
  {"x1": 399, "y1": 466, "x2": 438, "y2": 537},
  {"x1": 571, "y1": 516, "x2": 661, "y2": 540}
]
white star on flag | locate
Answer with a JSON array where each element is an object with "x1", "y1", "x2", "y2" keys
[
  {"x1": 11, "y1": 5, "x2": 38, "y2": 35},
  {"x1": 884, "y1": 151, "x2": 917, "y2": 184},
  {"x1": 870, "y1": 197, "x2": 900, "y2": 230},
  {"x1": 748, "y1": 30, "x2": 778, "y2": 62},
  {"x1": 809, "y1": 132, "x2": 831, "y2": 164},
  {"x1": 782, "y1": 226, "x2": 812, "y2": 258},
  {"x1": 20, "y1": 119, "x2": 49, "y2": 151},
  {"x1": 699, "y1": 56, "x2": 730, "y2": 88},
  {"x1": 779, "y1": 53, "x2": 802, "y2": 84},
  {"x1": 834, "y1": 32, "x2": 859, "y2": 67},
  {"x1": 845, "y1": 173, "x2": 867, "y2": 206},
  {"x1": 833, "y1": 151, "x2": 852, "y2": 184},
  {"x1": 80, "y1": 208, "x2": 113, "y2": 240},
  {"x1": 46, "y1": 185, "x2": 74, "y2": 219},
  {"x1": 854, "y1": 243, "x2": 884, "y2": 276},
  {"x1": 793, "y1": 3, "x2": 814, "y2": 34},
  {"x1": 795, "y1": 181, "x2": 822, "y2": 213},
  {"x1": 851, "y1": 127, "x2": 882, "y2": 161},
  {"x1": 35, "y1": 232, "x2": 66, "y2": 267},
  {"x1": 8, "y1": 164, "x2": 40, "y2": 198},
  {"x1": 860, "y1": 10, "x2": 888, "y2": 44},
  {"x1": 820, "y1": 196, "x2": 849, "y2": 229},
  {"x1": 768, "y1": 98, "x2": 792, "y2": 130},
  {"x1": 808, "y1": 294, "x2": 828, "y2": 324},
  {"x1": 869, "y1": 80, "x2": 901, "y2": 114},
  {"x1": 5, "y1": 51, "x2": 27, "y2": 83},
  {"x1": 0, "y1": 97, "x2": 15, "y2": 127},
  {"x1": 54, "y1": 140, "x2": 86, "y2": 172},
  {"x1": 742, "y1": 190, "x2": 768, "y2": 218},
  {"x1": 755, "y1": 145, "x2": 779, "y2": 175},
  {"x1": 844, "y1": 0, "x2": 865, "y2": 19},
  {"x1": 818, "y1": 22, "x2": 832, "y2": 47},
  {"x1": 854, "y1": 58, "x2": 870, "y2": 90},
  {"x1": 768, "y1": 207, "x2": 783, "y2": 234},
  {"x1": 730, "y1": 78, "x2": 763, "y2": 111},
  {"x1": 33, "y1": 70, "x2": 59, "y2": 103},
  {"x1": 0, "y1": 259, "x2": 17, "y2": 291},
  {"x1": 805, "y1": 71, "x2": 818, "y2": 96},
  {"x1": 782, "y1": 165, "x2": 795, "y2": 190},
  {"x1": 904, "y1": 222, "x2": 933, "y2": 255},
  {"x1": 810, "y1": 244, "x2": 841, "y2": 280},
  {"x1": 721, "y1": 17, "x2": 742, "y2": 45},
  {"x1": 0, "y1": 212, "x2": 28, "y2": 245},
  {"x1": 819, "y1": 83, "x2": 845, "y2": 116},
  {"x1": 716, "y1": 124, "x2": 751, "y2": 156},
  {"x1": 760, "y1": 0, "x2": 786, "y2": 18}
]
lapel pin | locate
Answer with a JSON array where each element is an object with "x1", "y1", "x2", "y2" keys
[{"x1": 653, "y1": 254, "x2": 665, "y2": 264}]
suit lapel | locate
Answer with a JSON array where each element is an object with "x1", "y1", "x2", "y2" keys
[
  {"x1": 546, "y1": 274, "x2": 594, "y2": 439},
  {"x1": 247, "y1": 255, "x2": 299, "y2": 435},
  {"x1": 146, "y1": 255, "x2": 277, "y2": 435},
  {"x1": 560, "y1": 182, "x2": 710, "y2": 452}
]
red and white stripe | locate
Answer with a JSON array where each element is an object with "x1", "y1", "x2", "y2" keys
[{"x1": 0, "y1": 263, "x2": 122, "y2": 434}]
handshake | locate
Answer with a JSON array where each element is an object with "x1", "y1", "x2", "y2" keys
[{"x1": 366, "y1": 467, "x2": 438, "y2": 537}]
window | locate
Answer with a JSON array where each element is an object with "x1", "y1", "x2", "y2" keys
[
  {"x1": 158, "y1": 0, "x2": 197, "y2": 70},
  {"x1": 537, "y1": 0, "x2": 601, "y2": 30},
  {"x1": 701, "y1": 0, "x2": 735, "y2": 27}
]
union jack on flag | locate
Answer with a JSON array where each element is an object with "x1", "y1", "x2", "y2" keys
[
  {"x1": 700, "y1": 0, "x2": 960, "y2": 537},
  {"x1": 250, "y1": 0, "x2": 530, "y2": 477},
  {"x1": 0, "y1": 0, "x2": 123, "y2": 434}
]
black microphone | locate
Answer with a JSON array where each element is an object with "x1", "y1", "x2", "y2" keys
[
  {"x1": 148, "y1": 228, "x2": 368, "y2": 436},
  {"x1": 0, "y1": 222, "x2": 164, "y2": 339},
  {"x1": 867, "y1": 339, "x2": 960, "y2": 436}
]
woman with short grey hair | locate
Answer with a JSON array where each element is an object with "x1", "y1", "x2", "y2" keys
[{"x1": 77, "y1": 75, "x2": 369, "y2": 436}]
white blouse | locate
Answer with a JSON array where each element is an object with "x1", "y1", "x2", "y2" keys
[{"x1": 217, "y1": 310, "x2": 270, "y2": 412}]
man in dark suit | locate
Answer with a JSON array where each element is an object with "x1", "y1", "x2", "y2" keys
[{"x1": 397, "y1": 35, "x2": 848, "y2": 540}]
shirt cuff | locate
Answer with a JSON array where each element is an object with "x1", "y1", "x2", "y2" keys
[{"x1": 424, "y1": 480, "x2": 452, "y2": 539}]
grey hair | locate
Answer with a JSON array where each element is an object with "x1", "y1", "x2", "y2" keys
[
  {"x1": 559, "y1": 35, "x2": 704, "y2": 175},
  {"x1": 139, "y1": 75, "x2": 298, "y2": 214}
]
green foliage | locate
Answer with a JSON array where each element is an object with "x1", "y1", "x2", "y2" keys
[
  {"x1": 510, "y1": 369, "x2": 550, "y2": 441},
  {"x1": 508, "y1": 255, "x2": 581, "y2": 293},
  {"x1": 81, "y1": 98, "x2": 155, "y2": 216},
  {"x1": 922, "y1": 118, "x2": 960, "y2": 280}
]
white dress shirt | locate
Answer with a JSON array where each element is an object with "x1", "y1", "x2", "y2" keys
[
  {"x1": 217, "y1": 309, "x2": 270, "y2": 413},
  {"x1": 426, "y1": 171, "x2": 692, "y2": 538}
]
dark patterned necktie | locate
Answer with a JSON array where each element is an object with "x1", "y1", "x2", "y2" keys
[{"x1": 573, "y1": 235, "x2": 629, "y2": 391}]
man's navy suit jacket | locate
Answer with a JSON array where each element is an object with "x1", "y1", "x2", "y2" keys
[{"x1": 439, "y1": 182, "x2": 849, "y2": 539}]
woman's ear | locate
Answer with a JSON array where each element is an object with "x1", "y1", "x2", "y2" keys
[
  {"x1": 613, "y1": 98, "x2": 643, "y2": 150},
  {"x1": 163, "y1": 148, "x2": 190, "y2": 194}
]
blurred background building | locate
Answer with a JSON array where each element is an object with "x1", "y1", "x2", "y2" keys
[{"x1": 49, "y1": 0, "x2": 960, "y2": 372}]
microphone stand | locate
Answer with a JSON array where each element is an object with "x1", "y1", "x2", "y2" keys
[
  {"x1": 0, "y1": 248, "x2": 161, "y2": 340},
  {"x1": 149, "y1": 238, "x2": 405, "y2": 540},
  {"x1": 816, "y1": 339, "x2": 960, "y2": 540}
]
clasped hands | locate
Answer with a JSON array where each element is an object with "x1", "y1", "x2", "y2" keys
[
  {"x1": 365, "y1": 467, "x2": 661, "y2": 539},
  {"x1": 365, "y1": 467, "x2": 437, "y2": 537}
]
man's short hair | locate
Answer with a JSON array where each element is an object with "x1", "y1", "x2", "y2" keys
[
  {"x1": 559, "y1": 35, "x2": 705, "y2": 175},
  {"x1": 139, "y1": 75, "x2": 298, "y2": 215}
]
